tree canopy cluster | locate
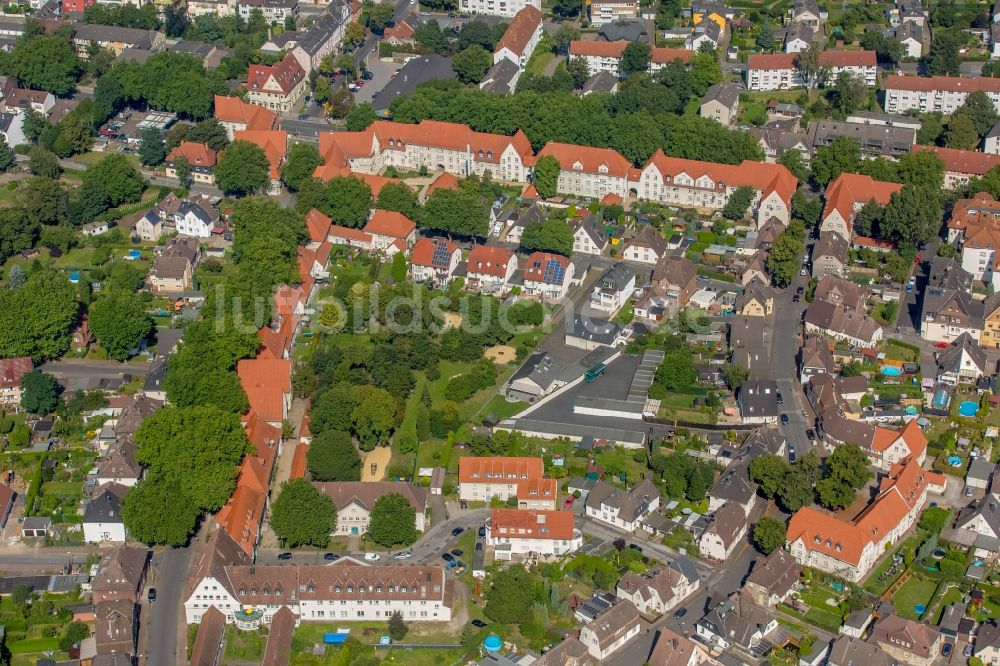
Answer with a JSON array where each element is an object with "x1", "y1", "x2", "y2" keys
[
  {"x1": 98, "y1": 51, "x2": 227, "y2": 121},
  {"x1": 388, "y1": 79, "x2": 763, "y2": 167},
  {"x1": 650, "y1": 452, "x2": 715, "y2": 502},
  {"x1": 271, "y1": 478, "x2": 337, "y2": 547},
  {"x1": 767, "y1": 220, "x2": 806, "y2": 287},
  {"x1": 750, "y1": 443, "x2": 872, "y2": 512},
  {"x1": 0, "y1": 268, "x2": 78, "y2": 361},
  {"x1": 123, "y1": 406, "x2": 251, "y2": 545},
  {"x1": 367, "y1": 493, "x2": 418, "y2": 547}
]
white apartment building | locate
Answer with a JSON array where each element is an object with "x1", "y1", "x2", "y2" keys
[
  {"x1": 568, "y1": 40, "x2": 628, "y2": 77},
  {"x1": 246, "y1": 53, "x2": 308, "y2": 114},
  {"x1": 589, "y1": 0, "x2": 638, "y2": 26},
  {"x1": 486, "y1": 509, "x2": 583, "y2": 560},
  {"x1": 459, "y1": 0, "x2": 539, "y2": 19},
  {"x1": 884, "y1": 74, "x2": 1000, "y2": 114},
  {"x1": 493, "y1": 6, "x2": 544, "y2": 70},
  {"x1": 747, "y1": 51, "x2": 876, "y2": 91},
  {"x1": 536, "y1": 141, "x2": 631, "y2": 199},
  {"x1": 458, "y1": 457, "x2": 559, "y2": 508}
]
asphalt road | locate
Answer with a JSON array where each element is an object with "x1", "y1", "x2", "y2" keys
[
  {"x1": 145, "y1": 547, "x2": 194, "y2": 666},
  {"x1": 0, "y1": 547, "x2": 96, "y2": 572},
  {"x1": 770, "y1": 266, "x2": 814, "y2": 458}
]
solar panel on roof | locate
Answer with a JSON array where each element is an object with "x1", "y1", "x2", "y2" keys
[
  {"x1": 431, "y1": 241, "x2": 450, "y2": 267},
  {"x1": 543, "y1": 258, "x2": 565, "y2": 284}
]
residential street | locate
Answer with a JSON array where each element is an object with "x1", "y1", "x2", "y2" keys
[
  {"x1": 143, "y1": 547, "x2": 194, "y2": 666},
  {"x1": 769, "y1": 266, "x2": 815, "y2": 458}
]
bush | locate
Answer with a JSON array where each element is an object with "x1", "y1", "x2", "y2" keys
[{"x1": 444, "y1": 361, "x2": 497, "y2": 402}]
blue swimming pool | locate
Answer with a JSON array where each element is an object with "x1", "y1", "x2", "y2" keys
[
  {"x1": 881, "y1": 365, "x2": 903, "y2": 376},
  {"x1": 904, "y1": 406, "x2": 919, "y2": 415},
  {"x1": 959, "y1": 401, "x2": 979, "y2": 417},
  {"x1": 933, "y1": 390, "x2": 949, "y2": 409}
]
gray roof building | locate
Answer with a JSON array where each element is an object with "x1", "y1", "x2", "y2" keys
[
  {"x1": 480, "y1": 59, "x2": 520, "y2": 95},
  {"x1": 581, "y1": 71, "x2": 619, "y2": 96},
  {"x1": 584, "y1": 477, "x2": 659, "y2": 525},
  {"x1": 566, "y1": 315, "x2": 623, "y2": 346},
  {"x1": 702, "y1": 81, "x2": 741, "y2": 109},
  {"x1": 808, "y1": 118, "x2": 916, "y2": 157},
  {"x1": 827, "y1": 636, "x2": 893, "y2": 666},
  {"x1": 737, "y1": 379, "x2": 779, "y2": 421},
  {"x1": 372, "y1": 55, "x2": 456, "y2": 111}
]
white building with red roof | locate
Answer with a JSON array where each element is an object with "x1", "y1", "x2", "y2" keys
[
  {"x1": 486, "y1": 508, "x2": 582, "y2": 560},
  {"x1": 747, "y1": 51, "x2": 876, "y2": 91},
  {"x1": 914, "y1": 145, "x2": 1000, "y2": 189},
  {"x1": 459, "y1": 0, "x2": 539, "y2": 19},
  {"x1": 466, "y1": 245, "x2": 517, "y2": 294},
  {"x1": 364, "y1": 210, "x2": 417, "y2": 255},
  {"x1": 884, "y1": 74, "x2": 1000, "y2": 115},
  {"x1": 214, "y1": 95, "x2": 277, "y2": 140},
  {"x1": 0, "y1": 357, "x2": 32, "y2": 406},
  {"x1": 458, "y1": 457, "x2": 557, "y2": 507},
  {"x1": 536, "y1": 141, "x2": 633, "y2": 200},
  {"x1": 494, "y1": 6, "x2": 544, "y2": 71},
  {"x1": 522, "y1": 251, "x2": 575, "y2": 301},
  {"x1": 820, "y1": 173, "x2": 902, "y2": 241},
  {"x1": 246, "y1": 53, "x2": 307, "y2": 114},
  {"x1": 410, "y1": 237, "x2": 461, "y2": 284}
]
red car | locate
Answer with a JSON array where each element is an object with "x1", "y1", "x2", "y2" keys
[{"x1": 564, "y1": 496, "x2": 575, "y2": 509}]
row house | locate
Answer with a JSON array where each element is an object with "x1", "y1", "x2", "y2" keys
[
  {"x1": 914, "y1": 145, "x2": 1000, "y2": 189},
  {"x1": 316, "y1": 119, "x2": 533, "y2": 183},
  {"x1": 820, "y1": 172, "x2": 903, "y2": 241},
  {"x1": 493, "y1": 6, "x2": 544, "y2": 74},
  {"x1": 536, "y1": 141, "x2": 632, "y2": 199},
  {"x1": 185, "y1": 535, "x2": 453, "y2": 625},
  {"x1": 786, "y1": 456, "x2": 942, "y2": 581},
  {"x1": 214, "y1": 95, "x2": 277, "y2": 141},
  {"x1": 466, "y1": 245, "x2": 517, "y2": 294},
  {"x1": 289, "y1": 7, "x2": 350, "y2": 74},
  {"x1": 486, "y1": 508, "x2": 582, "y2": 560},
  {"x1": 949, "y1": 192, "x2": 1000, "y2": 288},
  {"x1": 616, "y1": 557, "x2": 700, "y2": 617},
  {"x1": 884, "y1": 74, "x2": 1000, "y2": 114},
  {"x1": 246, "y1": 53, "x2": 308, "y2": 114},
  {"x1": 237, "y1": 358, "x2": 292, "y2": 427},
  {"x1": 522, "y1": 251, "x2": 575, "y2": 301},
  {"x1": 746, "y1": 50, "x2": 876, "y2": 91},
  {"x1": 459, "y1": 0, "x2": 540, "y2": 19},
  {"x1": 457, "y1": 457, "x2": 557, "y2": 509},
  {"x1": 410, "y1": 237, "x2": 461, "y2": 284}
]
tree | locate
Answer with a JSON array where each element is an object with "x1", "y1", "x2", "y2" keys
[
  {"x1": 387, "y1": 611, "x2": 408, "y2": 641},
  {"x1": 9, "y1": 35, "x2": 81, "y2": 95},
  {"x1": 271, "y1": 478, "x2": 336, "y2": 547},
  {"x1": 122, "y1": 478, "x2": 202, "y2": 546},
  {"x1": 420, "y1": 188, "x2": 487, "y2": 238},
  {"x1": 82, "y1": 154, "x2": 144, "y2": 206},
  {"x1": 777, "y1": 150, "x2": 809, "y2": 182},
  {"x1": 346, "y1": 102, "x2": 377, "y2": 131},
  {"x1": 361, "y1": 0, "x2": 394, "y2": 33},
  {"x1": 621, "y1": 42, "x2": 651, "y2": 77},
  {"x1": 532, "y1": 155, "x2": 560, "y2": 199},
  {"x1": 811, "y1": 136, "x2": 861, "y2": 187},
  {"x1": 722, "y1": 186, "x2": 755, "y2": 220},
  {"x1": 88, "y1": 291, "x2": 152, "y2": 361},
  {"x1": 751, "y1": 516, "x2": 786, "y2": 554},
  {"x1": 59, "y1": 620, "x2": 89, "y2": 652},
  {"x1": 690, "y1": 51, "x2": 722, "y2": 95},
  {"x1": 919, "y1": 506, "x2": 950, "y2": 534},
  {"x1": 0, "y1": 136, "x2": 13, "y2": 173},
  {"x1": 756, "y1": 22, "x2": 775, "y2": 52},
  {"x1": 777, "y1": 468, "x2": 814, "y2": 511},
  {"x1": 21, "y1": 108, "x2": 48, "y2": 145},
  {"x1": 173, "y1": 156, "x2": 192, "y2": 189},
  {"x1": 284, "y1": 14, "x2": 296, "y2": 30},
  {"x1": 946, "y1": 112, "x2": 980, "y2": 150},
  {"x1": 367, "y1": 492, "x2": 417, "y2": 547},
  {"x1": 959, "y1": 91, "x2": 999, "y2": 139},
  {"x1": 325, "y1": 175, "x2": 373, "y2": 227},
  {"x1": 0, "y1": 269, "x2": 78, "y2": 361},
  {"x1": 186, "y1": 118, "x2": 229, "y2": 151},
  {"x1": 519, "y1": 218, "x2": 573, "y2": 256},
  {"x1": 797, "y1": 43, "x2": 827, "y2": 88},
  {"x1": 767, "y1": 225, "x2": 805, "y2": 287},
  {"x1": 554, "y1": 24, "x2": 581, "y2": 55},
  {"x1": 453, "y1": 46, "x2": 492, "y2": 84},
  {"x1": 749, "y1": 455, "x2": 789, "y2": 499},
  {"x1": 566, "y1": 57, "x2": 590, "y2": 89},
  {"x1": 376, "y1": 181, "x2": 419, "y2": 219},
  {"x1": 485, "y1": 567, "x2": 537, "y2": 623},
  {"x1": 20, "y1": 371, "x2": 59, "y2": 414},
  {"x1": 817, "y1": 444, "x2": 873, "y2": 509},
  {"x1": 917, "y1": 111, "x2": 946, "y2": 145},
  {"x1": 925, "y1": 30, "x2": 961, "y2": 76},
  {"x1": 829, "y1": 72, "x2": 868, "y2": 116},
  {"x1": 552, "y1": 0, "x2": 580, "y2": 19},
  {"x1": 281, "y1": 142, "x2": 323, "y2": 191},
  {"x1": 344, "y1": 21, "x2": 366, "y2": 49},
  {"x1": 139, "y1": 127, "x2": 166, "y2": 166},
  {"x1": 307, "y1": 429, "x2": 361, "y2": 481},
  {"x1": 654, "y1": 349, "x2": 697, "y2": 391},
  {"x1": 880, "y1": 185, "x2": 942, "y2": 246},
  {"x1": 28, "y1": 146, "x2": 60, "y2": 179},
  {"x1": 721, "y1": 363, "x2": 749, "y2": 391},
  {"x1": 215, "y1": 140, "x2": 271, "y2": 195},
  {"x1": 897, "y1": 151, "x2": 945, "y2": 190}
]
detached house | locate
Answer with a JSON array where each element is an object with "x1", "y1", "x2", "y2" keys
[
  {"x1": 936, "y1": 332, "x2": 989, "y2": 384},
  {"x1": 410, "y1": 237, "x2": 461, "y2": 284},
  {"x1": 698, "y1": 501, "x2": 748, "y2": 560},
  {"x1": 920, "y1": 257, "x2": 983, "y2": 344},
  {"x1": 486, "y1": 508, "x2": 582, "y2": 559},
  {"x1": 616, "y1": 557, "x2": 699, "y2": 617},
  {"x1": 737, "y1": 379, "x2": 779, "y2": 424},
  {"x1": 0, "y1": 357, "x2": 32, "y2": 406},
  {"x1": 622, "y1": 224, "x2": 668, "y2": 265},
  {"x1": 214, "y1": 94, "x2": 277, "y2": 140},
  {"x1": 572, "y1": 214, "x2": 609, "y2": 256},
  {"x1": 700, "y1": 82, "x2": 742, "y2": 126},
  {"x1": 648, "y1": 627, "x2": 721, "y2": 666},
  {"x1": 579, "y1": 600, "x2": 642, "y2": 660},
  {"x1": 652, "y1": 256, "x2": 698, "y2": 305},
  {"x1": 870, "y1": 613, "x2": 942, "y2": 666},
  {"x1": 246, "y1": 53, "x2": 307, "y2": 113},
  {"x1": 590, "y1": 262, "x2": 636, "y2": 315},
  {"x1": 165, "y1": 141, "x2": 217, "y2": 185},
  {"x1": 735, "y1": 278, "x2": 773, "y2": 317},
  {"x1": 584, "y1": 477, "x2": 660, "y2": 532},
  {"x1": 84, "y1": 483, "x2": 129, "y2": 543},
  {"x1": 743, "y1": 549, "x2": 801, "y2": 609},
  {"x1": 523, "y1": 252, "x2": 574, "y2": 301},
  {"x1": 150, "y1": 237, "x2": 200, "y2": 293},
  {"x1": 466, "y1": 245, "x2": 517, "y2": 294},
  {"x1": 696, "y1": 591, "x2": 778, "y2": 655}
]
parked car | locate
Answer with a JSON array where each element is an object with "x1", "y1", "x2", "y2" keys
[
  {"x1": 451, "y1": 527, "x2": 464, "y2": 536},
  {"x1": 323, "y1": 552, "x2": 339, "y2": 561},
  {"x1": 147, "y1": 588, "x2": 156, "y2": 603},
  {"x1": 451, "y1": 549, "x2": 463, "y2": 557},
  {"x1": 471, "y1": 619, "x2": 487, "y2": 628},
  {"x1": 364, "y1": 552, "x2": 380, "y2": 561},
  {"x1": 776, "y1": 392, "x2": 783, "y2": 404},
  {"x1": 672, "y1": 608, "x2": 686, "y2": 618},
  {"x1": 394, "y1": 551, "x2": 412, "y2": 560},
  {"x1": 361, "y1": 69, "x2": 374, "y2": 80},
  {"x1": 942, "y1": 643, "x2": 953, "y2": 657},
  {"x1": 780, "y1": 414, "x2": 790, "y2": 425},
  {"x1": 564, "y1": 496, "x2": 575, "y2": 509},
  {"x1": 475, "y1": 542, "x2": 483, "y2": 551},
  {"x1": 628, "y1": 543, "x2": 642, "y2": 553},
  {"x1": 277, "y1": 552, "x2": 292, "y2": 560},
  {"x1": 964, "y1": 645, "x2": 973, "y2": 657}
]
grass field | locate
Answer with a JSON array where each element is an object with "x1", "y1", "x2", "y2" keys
[{"x1": 894, "y1": 576, "x2": 939, "y2": 620}]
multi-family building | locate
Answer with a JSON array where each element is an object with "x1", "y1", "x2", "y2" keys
[
  {"x1": 579, "y1": 600, "x2": 642, "y2": 659},
  {"x1": 536, "y1": 141, "x2": 633, "y2": 199},
  {"x1": 313, "y1": 482, "x2": 428, "y2": 537},
  {"x1": 589, "y1": 0, "x2": 638, "y2": 26},
  {"x1": 458, "y1": 457, "x2": 557, "y2": 509},
  {"x1": 246, "y1": 53, "x2": 307, "y2": 114},
  {"x1": 743, "y1": 549, "x2": 801, "y2": 609},
  {"x1": 234, "y1": 129, "x2": 288, "y2": 195},
  {"x1": 289, "y1": 8, "x2": 350, "y2": 74},
  {"x1": 165, "y1": 141, "x2": 217, "y2": 185},
  {"x1": 486, "y1": 508, "x2": 582, "y2": 559},
  {"x1": 786, "y1": 456, "x2": 938, "y2": 581},
  {"x1": 584, "y1": 477, "x2": 660, "y2": 532},
  {"x1": 920, "y1": 256, "x2": 984, "y2": 344},
  {"x1": 622, "y1": 224, "x2": 668, "y2": 265},
  {"x1": 884, "y1": 74, "x2": 1000, "y2": 114},
  {"x1": 914, "y1": 145, "x2": 1000, "y2": 189},
  {"x1": 214, "y1": 95, "x2": 277, "y2": 140},
  {"x1": 747, "y1": 51, "x2": 876, "y2": 91},
  {"x1": 870, "y1": 613, "x2": 942, "y2": 666},
  {"x1": 493, "y1": 6, "x2": 543, "y2": 73},
  {"x1": 698, "y1": 502, "x2": 748, "y2": 560},
  {"x1": 569, "y1": 40, "x2": 691, "y2": 77},
  {"x1": 820, "y1": 173, "x2": 903, "y2": 241},
  {"x1": 590, "y1": 262, "x2": 636, "y2": 314},
  {"x1": 572, "y1": 214, "x2": 608, "y2": 256},
  {"x1": 458, "y1": 0, "x2": 540, "y2": 19},
  {"x1": 465, "y1": 245, "x2": 518, "y2": 294},
  {"x1": 700, "y1": 82, "x2": 742, "y2": 126},
  {"x1": 0, "y1": 357, "x2": 32, "y2": 406},
  {"x1": 616, "y1": 557, "x2": 700, "y2": 616},
  {"x1": 236, "y1": 0, "x2": 298, "y2": 23}
]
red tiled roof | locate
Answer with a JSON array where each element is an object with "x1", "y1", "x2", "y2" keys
[
  {"x1": 426, "y1": 171, "x2": 461, "y2": 196},
  {"x1": 537, "y1": 141, "x2": 632, "y2": 177},
  {"x1": 885, "y1": 74, "x2": 1000, "y2": 94},
  {"x1": 383, "y1": 20, "x2": 414, "y2": 40},
  {"x1": 329, "y1": 224, "x2": 373, "y2": 244},
  {"x1": 490, "y1": 508, "x2": 575, "y2": 540},
  {"x1": 748, "y1": 53, "x2": 797, "y2": 70},
  {"x1": 822, "y1": 173, "x2": 902, "y2": 231},
  {"x1": 871, "y1": 419, "x2": 927, "y2": 458},
  {"x1": 643, "y1": 150, "x2": 798, "y2": 207},
  {"x1": 257, "y1": 315, "x2": 295, "y2": 360},
  {"x1": 234, "y1": 130, "x2": 287, "y2": 180},
  {"x1": 237, "y1": 358, "x2": 291, "y2": 423},
  {"x1": 411, "y1": 237, "x2": 459, "y2": 268},
  {"x1": 523, "y1": 251, "x2": 571, "y2": 284},
  {"x1": 167, "y1": 141, "x2": 217, "y2": 168},
  {"x1": 913, "y1": 145, "x2": 1000, "y2": 176},
  {"x1": 517, "y1": 477, "x2": 557, "y2": 502},
  {"x1": 569, "y1": 39, "x2": 628, "y2": 58},
  {"x1": 949, "y1": 192, "x2": 1000, "y2": 232},
  {"x1": 852, "y1": 236, "x2": 896, "y2": 250},
  {"x1": 467, "y1": 245, "x2": 514, "y2": 277},
  {"x1": 305, "y1": 208, "x2": 332, "y2": 243},
  {"x1": 214, "y1": 95, "x2": 276, "y2": 131},
  {"x1": 0, "y1": 357, "x2": 31, "y2": 389},
  {"x1": 247, "y1": 52, "x2": 306, "y2": 96},
  {"x1": 365, "y1": 209, "x2": 416, "y2": 239},
  {"x1": 290, "y1": 441, "x2": 308, "y2": 479},
  {"x1": 820, "y1": 50, "x2": 876, "y2": 67},
  {"x1": 650, "y1": 47, "x2": 693, "y2": 65},
  {"x1": 459, "y1": 456, "x2": 544, "y2": 484},
  {"x1": 495, "y1": 6, "x2": 542, "y2": 56}
]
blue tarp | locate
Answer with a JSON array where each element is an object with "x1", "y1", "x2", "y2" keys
[{"x1": 324, "y1": 633, "x2": 349, "y2": 644}]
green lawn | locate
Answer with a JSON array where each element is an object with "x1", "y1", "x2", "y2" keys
[
  {"x1": 894, "y1": 576, "x2": 939, "y2": 620},
  {"x1": 863, "y1": 533, "x2": 924, "y2": 595},
  {"x1": 478, "y1": 394, "x2": 528, "y2": 421},
  {"x1": 931, "y1": 586, "x2": 964, "y2": 624},
  {"x1": 224, "y1": 625, "x2": 267, "y2": 660},
  {"x1": 8, "y1": 637, "x2": 60, "y2": 654}
]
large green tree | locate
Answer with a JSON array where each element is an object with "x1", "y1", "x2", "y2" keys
[
  {"x1": 367, "y1": 492, "x2": 418, "y2": 547},
  {"x1": 215, "y1": 140, "x2": 271, "y2": 195},
  {"x1": 484, "y1": 567, "x2": 538, "y2": 623},
  {"x1": 620, "y1": 42, "x2": 651, "y2": 77},
  {"x1": 532, "y1": 155, "x2": 560, "y2": 199},
  {"x1": 88, "y1": 291, "x2": 153, "y2": 361},
  {"x1": 0, "y1": 269, "x2": 78, "y2": 361},
  {"x1": 271, "y1": 478, "x2": 337, "y2": 547},
  {"x1": 722, "y1": 186, "x2": 755, "y2": 220},
  {"x1": 751, "y1": 516, "x2": 787, "y2": 554},
  {"x1": 375, "y1": 182, "x2": 419, "y2": 219},
  {"x1": 420, "y1": 188, "x2": 487, "y2": 238},
  {"x1": 452, "y1": 45, "x2": 492, "y2": 84},
  {"x1": 946, "y1": 112, "x2": 979, "y2": 150},
  {"x1": 82, "y1": 154, "x2": 144, "y2": 206},
  {"x1": 9, "y1": 34, "x2": 81, "y2": 95},
  {"x1": 767, "y1": 225, "x2": 805, "y2": 287},
  {"x1": 139, "y1": 128, "x2": 166, "y2": 166},
  {"x1": 20, "y1": 371, "x2": 59, "y2": 415},
  {"x1": 307, "y1": 429, "x2": 361, "y2": 481},
  {"x1": 122, "y1": 478, "x2": 202, "y2": 546},
  {"x1": 519, "y1": 218, "x2": 573, "y2": 256},
  {"x1": 816, "y1": 444, "x2": 872, "y2": 510},
  {"x1": 324, "y1": 175, "x2": 373, "y2": 228},
  {"x1": 811, "y1": 136, "x2": 861, "y2": 187},
  {"x1": 281, "y1": 142, "x2": 324, "y2": 191},
  {"x1": 186, "y1": 118, "x2": 229, "y2": 151}
]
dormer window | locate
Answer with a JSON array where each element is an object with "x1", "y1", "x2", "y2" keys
[
  {"x1": 359, "y1": 585, "x2": 366, "y2": 593},
  {"x1": 347, "y1": 586, "x2": 354, "y2": 593},
  {"x1": 487, "y1": 151, "x2": 493, "y2": 160}
]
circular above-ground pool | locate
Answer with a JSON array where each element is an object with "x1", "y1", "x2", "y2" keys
[
  {"x1": 881, "y1": 365, "x2": 903, "y2": 376},
  {"x1": 932, "y1": 548, "x2": 946, "y2": 560},
  {"x1": 905, "y1": 406, "x2": 919, "y2": 415},
  {"x1": 483, "y1": 635, "x2": 502, "y2": 653},
  {"x1": 959, "y1": 401, "x2": 979, "y2": 417},
  {"x1": 914, "y1": 604, "x2": 927, "y2": 616},
  {"x1": 948, "y1": 456, "x2": 963, "y2": 467}
]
